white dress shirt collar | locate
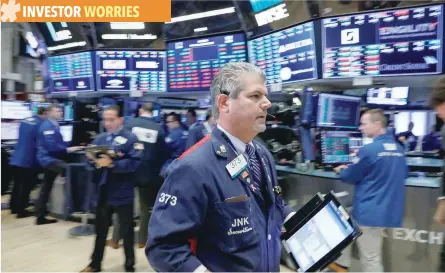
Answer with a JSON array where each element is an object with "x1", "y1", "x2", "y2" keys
[{"x1": 217, "y1": 124, "x2": 254, "y2": 155}]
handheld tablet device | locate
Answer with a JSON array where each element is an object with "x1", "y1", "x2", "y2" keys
[{"x1": 281, "y1": 192, "x2": 361, "y2": 272}]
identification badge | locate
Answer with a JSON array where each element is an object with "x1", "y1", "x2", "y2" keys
[
  {"x1": 226, "y1": 154, "x2": 248, "y2": 178},
  {"x1": 114, "y1": 136, "x2": 128, "y2": 145}
]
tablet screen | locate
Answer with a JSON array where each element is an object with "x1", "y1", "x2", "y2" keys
[{"x1": 285, "y1": 201, "x2": 354, "y2": 272}]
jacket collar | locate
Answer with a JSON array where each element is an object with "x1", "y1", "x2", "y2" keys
[{"x1": 374, "y1": 130, "x2": 394, "y2": 142}]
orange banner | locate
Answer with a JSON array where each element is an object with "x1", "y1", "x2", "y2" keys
[{"x1": 0, "y1": 0, "x2": 171, "y2": 22}]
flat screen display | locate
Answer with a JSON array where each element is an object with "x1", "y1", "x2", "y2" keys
[
  {"x1": 167, "y1": 33, "x2": 247, "y2": 92},
  {"x1": 96, "y1": 50, "x2": 166, "y2": 92},
  {"x1": 321, "y1": 131, "x2": 363, "y2": 164},
  {"x1": 248, "y1": 21, "x2": 318, "y2": 85},
  {"x1": 1, "y1": 101, "x2": 32, "y2": 120},
  {"x1": 322, "y1": 5, "x2": 443, "y2": 78},
  {"x1": 285, "y1": 200, "x2": 354, "y2": 272},
  {"x1": 48, "y1": 51, "x2": 95, "y2": 92},
  {"x1": 316, "y1": 93, "x2": 362, "y2": 129},
  {"x1": 1, "y1": 122, "x2": 20, "y2": 140},
  {"x1": 367, "y1": 86, "x2": 409, "y2": 105}
]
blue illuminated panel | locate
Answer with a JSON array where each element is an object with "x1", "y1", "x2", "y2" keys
[
  {"x1": 248, "y1": 21, "x2": 318, "y2": 85},
  {"x1": 167, "y1": 33, "x2": 247, "y2": 92},
  {"x1": 249, "y1": 0, "x2": 283, "y2": 13},
  {"x1": 96, "y1": 50, "x2": 166, "y2": 92},
  {"x1": 48, "y1": 52, "x2": 94, "y2": 92},
  {"x1": 316, "y1": 93, "x2": 361, "y2": 129},
  {"x1": 322, "y1": 5, "x2": 443, "y2": 78}
]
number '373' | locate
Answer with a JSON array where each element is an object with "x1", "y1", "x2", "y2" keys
[{"x1": 159, "y1": 193, "x2": 177, "y2": 206}]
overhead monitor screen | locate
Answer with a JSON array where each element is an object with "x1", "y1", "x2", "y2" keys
[
  {"x1": 1, "y1": 122, "x2": 20, "y2": 140},
  {"x1": 316, "y1": 93, "x2": 361, "y2": 129},
  {"x1": 367, "y1": 86, "x2": 409, "y2": 105},
  {"x1": 1, "y1": 101, "x2": 32, "y2": 120},
  {"x1": 322, "y1": 5, "x2": 443, "y2": 78},
  {"x1": 167, "y1": 33, "x2": 247, "y2": 92},
  {"x1": 48, "y1": 51, "x2": 95, "y2": 92},
  {"x1": 248, "y1": 21, "x2": 318, "y2": 85},
  {"x1": 321, "y1": 131, "x2": 363, "y2": 164},
  {"x1": 96, "y1": 50, "x2": 166, "y2": 92}
]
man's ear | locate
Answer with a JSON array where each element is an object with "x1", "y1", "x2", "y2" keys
[{"x1": 217, "y1": 94, "x2": 230, "y2": 114}]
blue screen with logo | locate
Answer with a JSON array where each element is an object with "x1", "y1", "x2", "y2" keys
[
  {"x1": 248, "y1": 21, "x2": 318, "y2": 85},
  {"x1": 322, "y1": 5, "x2": 443, "y2": 78},
  {"x1": 48, "y1": 51, "x2": 95, "y2": 92},
  {"x1": 96, "y1": 50, "x2": 166, "y2": 92},
  {"x1": 167, "y1": 33, "x2": 247, "y2": 92}
]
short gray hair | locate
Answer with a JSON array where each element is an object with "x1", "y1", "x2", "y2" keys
[{"x1": 210, "y1": 62, "x2": 266, "y2": 119}]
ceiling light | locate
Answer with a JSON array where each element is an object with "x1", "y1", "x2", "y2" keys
[
  {"x1": 194, "y1": 27, "x2": 208, "y2": 33},
  {"x1": 110, "y1": 22, "x2": 145, "y2": 30},
  {"x1": 47, "y1": 41, "x2": 87, "y2": 51},
  {"x1": 101, "y1": 34, "x2": 157, "y2": 40},
  {"x1": 167, "y1": 7, "x2": 235, "y2": 24}
]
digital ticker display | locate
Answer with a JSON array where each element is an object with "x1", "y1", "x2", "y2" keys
[
  {"x1": 248, "y1": 21, "x2": 318, "y2": 85},
  {"x1": 322, "y1": 5, "x2": 443, "y2": 78},
  {"x1": 96, "y1": 50, "x2": 166, "y2": 92},
  {"x1": 167, "y1": 33, "x2": 247, "y2": 92},
  {"x1": 48, "y1": 52, "x2": 94, "y2": 92}
]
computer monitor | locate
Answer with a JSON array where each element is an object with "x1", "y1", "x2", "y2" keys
[
  {"x1": 60, "y1": 125, "x2": 73, "y2": 142},
  {"x1": 321, "y1": 131, "x2": 363, "y2": 164},
  {"x1": 2, "y1": 101, "x2": 32, "y2": 120},
  {"x1": 366, "y1": 87, "x2": 409, "y2": 106},
  {"x1": 1, "y1": 122, "x2": 20, "y2": 140},
  {"x1": 316, "y1": 93, "x2": 361, "y2": 129}
]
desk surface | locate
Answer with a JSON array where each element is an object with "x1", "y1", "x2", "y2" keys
[
  {"x1": 275, "y1": 165, "x2": 441, "y2": 188},
  {"x1": 406, "y1": 157, "x2": 443, "y2": 167}
]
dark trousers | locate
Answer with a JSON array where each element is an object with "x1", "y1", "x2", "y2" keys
[
  {"x1": 90, "y1": 188, "x2": 135, "y2": 271},
  {"x1": 112, "y1": 181, "x2": 161, "y2": 245},
  {"x1": 36, "y1": 160, "x2": 66, "y2": 218},
  {"x1": 10, "y1": 167, "x2": 37, "y2": 214}
]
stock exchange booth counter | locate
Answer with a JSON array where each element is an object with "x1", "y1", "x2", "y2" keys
[{"x1": 276, "y1": 156, "x2": 444, "y2": 272}]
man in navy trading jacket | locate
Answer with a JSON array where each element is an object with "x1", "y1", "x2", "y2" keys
[
  {"x1": 36, "y1": 104, "x2": 84, "y2": 225},
  {"x1": 186, "y1": 109, "x2": 216, "y2": 149},
  {"x1": 81, "y1": 105, "x2": 143, "y2": 273},
  {"x1": 9, "y1": 107, "x2": 47, "y2": 218},
  {"x1": 334, "y1": 109, "x2": 408, "y2": 272},
  {"x1": 123, "y1": 103, "x2": 168, "y2": 248},
  {"x1": 146, "y1": 62, "x2": 295, "y2": 272},
  {"x1": 160, "y1": 112, "x2": 188, "y2": 176}
]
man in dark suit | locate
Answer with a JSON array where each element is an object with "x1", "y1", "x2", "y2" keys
[
  {"x1": 124, "y1": 103, "x2": 168, "y2": 248},
  {"x1": 146, "y1": 62, "x2": 295, "y2": 272}
]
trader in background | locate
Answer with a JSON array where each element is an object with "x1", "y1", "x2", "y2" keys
[
  {"x1": 81, "y1": 105, "x2": 143, "y2": 273},
  {"x1": 428, "y1": 75, "x2": 445, "y2": 272},
  {"x1": 334, "y1": 109, "x2": 408, "y2": 272},
  {"x1": 9, "y1": 107, "x2": 47, "y2": 218},
  {"x1": 186, "y1": 108, "x2": 198, "y2": 130},
  {"x1": 160, "y1": 112, "x2": 188, "y2": 177},
  {"x1": 36, "y1": 104, "x2": 84, "y2": 225},
  {"x1": 397, "y1": 121, "x2": 418, "y2": 151},
  {"x1": 146, "y1": 62, "x2": 295, "y2": 272},
  {"x1": 123, "y1": 103, "x2": 168, "y2": 248},
  {"x1": 185, "y1": 109, "x2": 216, "y2": 149},
  {"x1": 422, "y1": 125, "x2": 442, "y2": 151}
]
